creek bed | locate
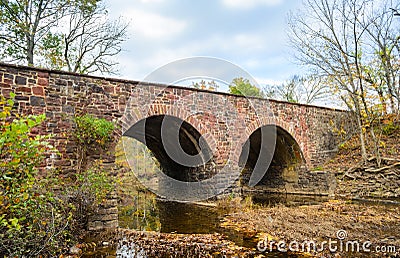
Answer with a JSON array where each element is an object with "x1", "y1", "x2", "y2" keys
[{"x1": 82, "y1": 194, "x2": 399, "y2": 257}]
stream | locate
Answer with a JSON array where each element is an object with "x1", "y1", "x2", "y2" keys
[{"x1": 82, "y1": 193, "x2": 338, "y2": 257}]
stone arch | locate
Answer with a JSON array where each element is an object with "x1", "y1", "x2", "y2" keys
[
  {"x1": 239, "y1": 124, "x2": 307, "y2": 189},
  {"x1": 121, "y1": 103, "x2": 217, "y2": 152},
  {"x1": 273, "y1": 119, "x2": 310, "y2": 166},
  {"x1": 123, "y1": 114, "x2": 216, "y2": 182},
  {"x1": 244, "y1": 117, "x2": 311, "y2": 167}
]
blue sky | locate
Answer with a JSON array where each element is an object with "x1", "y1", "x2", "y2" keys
[{"x1": 104, "y1": 0, "x2": 305, "y2": 89}]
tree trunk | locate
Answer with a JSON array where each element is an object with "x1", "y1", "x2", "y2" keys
[
  {"x1": 26, "y1": 36, "x2": 35, "y2": 66},
  {"x1": 369, "y1": 126, "x2": 381, "y2": 167},
  {"x1": 354, "y1": 102, "x2": 367, "y2": 165}
]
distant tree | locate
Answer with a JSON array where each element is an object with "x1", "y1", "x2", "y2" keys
[
  {"x1": 265, "y1": 75, "x2": 330, "y2": 104},
  {"x1": 229, "y1": 77, "x2": 264, "y2": 98},
  {"x1": 0, "y1": 0, "x2": 128, "y2": 75},
  {"x1": 191, "y1": 80, "x2": 219, "y2": 91}
]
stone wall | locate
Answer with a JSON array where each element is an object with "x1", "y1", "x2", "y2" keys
[
  {"x1": 336, "y1": 168, "x2": 400, "y2": 199},
  {"x1": 88, "y1": 191, "x2": 119, "y2": 231}
]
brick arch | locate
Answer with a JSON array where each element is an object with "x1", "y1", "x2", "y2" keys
[
  {"x1": 243, "y1": 118, "x2": 311, "y2": 167},
  {"x1": 120, "y1": 103, "x2": 218, "y2": 153},
  {"x1": 273, "y1": 119, "x2": 310, "y2": 164}
]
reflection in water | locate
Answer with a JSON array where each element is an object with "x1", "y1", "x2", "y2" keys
[
  {"x1": 84, "y1": 193, "x2": 345, "y2": 257},
  {"x1": 111, "y1": 193, "x2": 326, "y2": 257},
  {"x1": 119, "y1": 193, "x2": 160, "y2": 232},
  {"x1": 157, "y1": 200, "x2": 221, "y2": 234}
]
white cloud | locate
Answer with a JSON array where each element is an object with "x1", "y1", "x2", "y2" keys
[
  {"x1": 255, "y1": 77, "x2": 283, "y2": 86},
  {"x1": 170, "y1": 33, "x2": 268, "y2": 56},
  {"x1": 221, "y1": 0, "x2": 284, "y2": 9},
  {"x1": 232, "y1": 34, "x2": 266, "y2": 51},
  {"x1": 123, "y1": 9, "x2": 186, "y2": 39},
  {"x1": 140, "y1": 0, "x2": 165, "y2": 3}
]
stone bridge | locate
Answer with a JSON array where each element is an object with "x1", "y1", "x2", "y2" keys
[{"x1": 0, "y1": 63, "x2": 349, "y2": 200}]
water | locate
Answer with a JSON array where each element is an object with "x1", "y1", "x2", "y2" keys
[
  {"x1": 83, "y1": 193, "x2": 399, "y2": 257},
  {"x1": 83, "y1": 193, "x2": 331, "y2": 257}
]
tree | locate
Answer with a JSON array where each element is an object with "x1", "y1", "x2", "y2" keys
[
  {"x1": 362, "y1": 1, "x2": 400, "y2": 113},
  {"x1": 191, "y1": 79, "x2": 219, "y2": 91},
  {"x1": 42, "y1": 3, "x2": 128, "y2": 74},
  {"x1": 0, "y1": 0, "x2": 128, "y2": 75},
  {"x1": 229, "y1": 77, "x2": 264, "y2": 98},
  {"x1": 0, "y1": 0, "x2": 82, "y2": 65},
  {"x1": 288, "y1": 0, "x2": 400, "y2": 166},
  {"x1": 265, "y1": 75, "x2": 330, "y2": 104}
]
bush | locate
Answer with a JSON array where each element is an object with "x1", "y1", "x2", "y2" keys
[
  {"x1": 381, "y1": 121, "x2": 399, "y2": 136},
  {"x1": 73, "y1": 114, "x2": 114, "y2": 172},
  {"x1": 0, "y1": 95, "x2": 116, "y2": 257},
  {"x1": 0, "y1": 93, "x2": 74, "y2": 256},
  {"x1": 68, "y1": 162, "x2": 115, "y2": 229}
]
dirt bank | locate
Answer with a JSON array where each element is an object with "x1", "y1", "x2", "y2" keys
[{"x1": 222, "y1": 200, "x2": 400, "y2": 257}]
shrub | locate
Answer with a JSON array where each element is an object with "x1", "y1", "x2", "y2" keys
[
  {"x1": 0, "y1": 95, "x2": 116, "y2": 257},
  {"x1": 68, "y1": 162, "x2": 115, "y2": 228},
  {"x1": 0, "y1": 93, "x2": 73, "y2": 256},
  {"x1": 73, "y1": 114, "x2": 114, "y2": 172}
]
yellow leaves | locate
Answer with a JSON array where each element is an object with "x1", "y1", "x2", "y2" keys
[
  {"x1": 362, "y1": 127, "x2": 367, "y2": 133},
  {"x1": 11, "y1": 157, "x2": 20, "y2": 163},
  {"x1": 22, "y1": 192, "x2": 29, "y2": 201},
  {"x1": 256, "y1": 232, "x2": 279, "y2": 243}
]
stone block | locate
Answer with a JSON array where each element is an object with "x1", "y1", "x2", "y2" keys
[
  {"x1": 98, "y1": 207, "x2": 118, "y2": 215},
  {"x1": 30, "y1": 96, "x2": 45, "y2": 106},
  {"x1": 15, "y1": 76, "x2": 27, "y2": 85},
  {"x1": 103, "y1": 220, "x2": 118, "y2": 228},
  {"x1": 88, "y1": 221, "x2": 104, "y2": 231},
  {"x1": 32, "y1": 86, "x2": 44, "y2": 96}
]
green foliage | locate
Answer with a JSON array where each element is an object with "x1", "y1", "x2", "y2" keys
[
  {"x1": 74, "y1": 114, "x2": 114, "y2": 148},
  {"x1": 0, "y1": 93, "x2": 50, "y2": 229},
  {"x1": 65, "y1": 161, "x2": 115, "y2": 231},
  {"x1": 381, "y1": 121, "x2": 399, "y2": 136},
  {"x1": 73, "y1": 114, "x2": 114, "y2": 171},
  {"x1": 39, "y1": 32, "x2": 65, "y2": 70},
  {"x1": 0, "y1": 95, "x2": 116, "y2": 256},
  {"x1": 0, "y1": 0, "x2": 128, "y2": 74},
  {"x1": 0, "y1": 94, "x2": 74, "y2": 256},
  {"x1": 228, "y1": 77, "x2": 264, "y2": 98},
  {"x1": 75, "y1": 161, "x2": 114, "y2": 203}
]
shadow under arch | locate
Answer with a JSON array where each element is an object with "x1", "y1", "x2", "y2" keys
[
  {"x1": 239, "y1": 125, "x2": 306, "y2": 189},
  {"x1": 123, "y1": 115, "x2": 214, "y2": 182}
]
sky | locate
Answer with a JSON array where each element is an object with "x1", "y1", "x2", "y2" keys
[{"x1": 104, "y1": 0, "x2": 305, "y2": 90}]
